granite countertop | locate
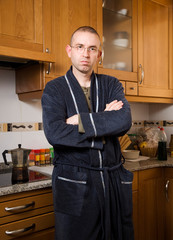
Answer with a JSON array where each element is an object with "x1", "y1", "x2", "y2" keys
[
  {"x1": 1, "y1": 156, "x2": 173, "y2": 197},
  {"x1": 124, "y1": 155, "x2": 173, "y2": 171},
  {"x1": 0, "y1": 164, "x2": 53, "y2": 197}
]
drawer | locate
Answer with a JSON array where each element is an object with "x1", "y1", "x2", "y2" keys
[
  {"x1": 0, "y1": 212, "x2": 55, "y2": 240},
  {"x1": 0, "y1": 192, "x2": 53, "y2": 218},
  {"x1": 125, "y1": 82, "x2": 138, "y2": 96}
]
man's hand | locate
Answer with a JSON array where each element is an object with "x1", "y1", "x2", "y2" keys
[
  {"x1": 66, "y1": 114, "x2": 78, "y2": 125},
  {"x1": 104, "y1": 100, "x2": 123, "y2": 111},
  {"x1": 66, "y1": 100, "x2": 123, "y2": 125}
]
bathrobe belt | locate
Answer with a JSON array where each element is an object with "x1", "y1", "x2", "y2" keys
[{"x1": 55, "y1": 160, "x2": 124, "y2": 240}]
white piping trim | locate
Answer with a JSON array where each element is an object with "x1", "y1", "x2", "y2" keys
[
  {"x1": 98, "y1": 150, "x2": 105, "y2": 194},
  {"x1": 89, "y1": 113, "x2": 97, "y2": 137},
  {"x1": 95, "y1": 75, "x2": 99, "y2": 113},
  {"x1": 121, "y1": 181, "x2": 133, "y2": 184},
  {"x1": 65, "y1": 75, "x2": 79, "y2": 114},
  {"x1": 58, "y1": 176, "x2": 87, "y2": 184}
]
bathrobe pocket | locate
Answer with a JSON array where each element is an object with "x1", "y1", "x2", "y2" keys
[
  {"x1": 118, "y1": 167, "x2": 133, "y2": 214},
  {"x1": 54, "y1": 169, "x2": 88, "y2": 216}
]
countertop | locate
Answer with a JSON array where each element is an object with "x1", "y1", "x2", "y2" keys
[
  {"x1": 1, "y1": 156, "x2": 173, "y2": 197},
  {"x1": 0, "y1": 164, "x2": 53, "y2": 197}
]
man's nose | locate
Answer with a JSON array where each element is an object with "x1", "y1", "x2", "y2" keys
[{"x1": 83, "y1": 47, "x2": 90, "y2": 56}]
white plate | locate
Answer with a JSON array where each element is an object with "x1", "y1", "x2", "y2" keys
[{"x1": 126, "y1": 156, "x2": 149, "y2": 162}]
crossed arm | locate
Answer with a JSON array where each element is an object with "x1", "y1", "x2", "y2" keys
[{"x1": 66, "y1": 100, "x2": 123, "y2": 125}]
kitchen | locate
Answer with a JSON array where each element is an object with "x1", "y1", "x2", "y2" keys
[{"x1": 1, "y1": 0, "x2": 173, "y2": 239}]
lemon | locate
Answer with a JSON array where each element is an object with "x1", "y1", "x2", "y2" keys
[{"x1": 139, "y1": 141, "x2": 147, "y2": 148}]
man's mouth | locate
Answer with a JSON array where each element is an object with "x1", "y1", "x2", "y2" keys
[{"x1": 81, "y1": 61, "x2": 89, "y2": 65}]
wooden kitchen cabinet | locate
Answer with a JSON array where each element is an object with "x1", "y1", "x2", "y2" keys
[
  {"x1": 51, "y1": 0, "x2": 99, "y2": 77},
  {"x1": 97, "y1": 0, "x2": 173, "y2": 103},
  {"x1": 0, "y1": 0, "x2": 55, "y2": 63},
  {"x1": 165, "y1": 167, "x2": 173, "y2": 240},
  {"x1": 132, "y1": 171, "x2": 139, "y2": 240},
  {"x1": 15, "y1": 0, "x2": 100, "y2": 100},
  {"x1": 0, "y1": 188, "x2": 55, "y2": 240},
  {"x1": 137, "y1": 0, "x2": 173, "y2": 99},
  {"x1": 97, "y1": 0, "x2": 138, "y2": 82},
  {"x1": 138, "y1": 168, "x2": 165, "y2": 240}
]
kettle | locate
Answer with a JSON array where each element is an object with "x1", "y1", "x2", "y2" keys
[{"x1": 2, "y1": 144, "x2": 31, "y2": 168}]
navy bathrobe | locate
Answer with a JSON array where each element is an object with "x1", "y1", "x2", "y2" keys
[{"x1": 42, "y1": 67, "x2": 134, "y2": 240}]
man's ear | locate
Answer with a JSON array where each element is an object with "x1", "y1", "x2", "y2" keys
[
  {"x1": 97, "y1": 50, "x2": 102, "y2": 61},
  {"x1": 66, "y1": 45, "x2": 71, "y2": 58}
]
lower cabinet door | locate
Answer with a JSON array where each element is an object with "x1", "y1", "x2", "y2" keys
[{"x1": 138, "y1": 168, "x2": 165, "y2": 240}]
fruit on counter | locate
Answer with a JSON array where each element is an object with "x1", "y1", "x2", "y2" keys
[{"x1": 139, "y1": 141, "x2": 147, "y2": 148}]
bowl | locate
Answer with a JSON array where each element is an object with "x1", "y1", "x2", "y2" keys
[
  {"x1": 117, "y1": 9, "x2": 128, "y2": 16},
  {"x1": 122, "y1": 150, "x2": 140, "y2": 159}
]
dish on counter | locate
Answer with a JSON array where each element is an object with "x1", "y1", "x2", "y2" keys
[{"x1": 122, "y1": 150, "x2": 140, "y2": 159}]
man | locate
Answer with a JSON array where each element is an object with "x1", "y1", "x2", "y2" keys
[{"x1": 42, "y1": 26, "x2": 134, "y2": 240}]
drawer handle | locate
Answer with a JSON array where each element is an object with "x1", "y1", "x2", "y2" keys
[
  {"x1": 130, "y1": 87, "x2": 135, "y2": 90},
  {"x1": 5, "y1": 223, "x2": 35, "y2": 235},
  {"x1": 5, "y1": 201, "x2": 35, "y2": 212},
  {"x1": 165, "y1": 180, "x2": 170, "y2": 202}
]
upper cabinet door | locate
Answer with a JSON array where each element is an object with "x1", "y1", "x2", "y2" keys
[
  {"x1": 97, "y1": 0, "x2": 138, "y2": 82},
  {"x1": 0, "y1": 0, "x2": 55, "y2": 62},
  {"x1": 138, "y1": 0, "x2": 173, "y2": 98},
  {"x1": 52, "y1": 0, "x2": 98, "y2": 77}
]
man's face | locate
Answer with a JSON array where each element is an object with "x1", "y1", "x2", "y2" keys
[{"x1": 66, "y1": 31, "x2": 101, "y2": 75}]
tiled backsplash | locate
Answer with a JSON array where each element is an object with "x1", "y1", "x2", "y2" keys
[
  {"x1": 0, "y1": 122, "x2": 43, "y2": 132},
  {"x1": 132, "y1": 120, "x2": 173, "y2": 127},
  {"x1": 0, "y1": 120, "x2": 173, "y2": 133}
]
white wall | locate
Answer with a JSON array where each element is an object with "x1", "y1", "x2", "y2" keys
[
  {"x1": 0, "y1": 69, "x2": 51, "y2": 163},
  {"x1": 0, "y1": 69, "x2": 173, "y2": 162}
]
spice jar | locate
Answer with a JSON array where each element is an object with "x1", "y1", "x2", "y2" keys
[
  {"x1": 40, "y1": 149, "x2": 45, "y2": 166},
  {"x1": 50, "y1": 148, "x2": 54, "y2": 165},
  {"x1": 29, "y1": 150, "x2": 35, "y2": 166},
  {"x1": 45, "y1": 149, "x2": 50, "y2": 165},
  {"x1": 34, "y1": 150, "x2": 40, "y2": 166}
]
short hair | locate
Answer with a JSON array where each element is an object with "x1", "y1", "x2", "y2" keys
[{"x1": 70, "y1": 26, "x2": 100, "y2": 45}]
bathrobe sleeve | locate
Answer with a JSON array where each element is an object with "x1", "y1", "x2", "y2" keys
[
  {"x1": 41, "y1": 80, "x2": 103, "y2": 150},
  {"x1": 80, "y1": 77, "x2": 132, "y2": 138}
]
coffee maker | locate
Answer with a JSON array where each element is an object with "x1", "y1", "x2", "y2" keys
[{"x1": 2, "y1": 144, "x2": 31, "y2": 184}]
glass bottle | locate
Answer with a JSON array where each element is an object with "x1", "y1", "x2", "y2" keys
[{"x1": 158, "y1": 127, "x2": 167, "y2": 161}]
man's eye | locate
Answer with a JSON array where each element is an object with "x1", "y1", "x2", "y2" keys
[
  {"x1": 90, "y1": 47, "x2": 97, "y2": 52},
  {"x1": 77, "y1": 45, "x2": 83, "y2": 49}
]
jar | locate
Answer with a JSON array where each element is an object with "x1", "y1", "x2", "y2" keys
[
  {"x1": 34, "y1": 150, "x2": 40, "y2": 166},
  {"x1": 50, "y1": 148, "x2": 54, "y2": 165},
  {"x1": 45, "y1": 149, "x2": 50, "y2": 165},
  {"x1": 29, "y1": 150, "x2": 35, "y2": 166},
  {"x1": 40, "y1": 149, "x2": 45, "y2": 166}
]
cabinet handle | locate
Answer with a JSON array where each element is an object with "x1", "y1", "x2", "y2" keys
[
  {"x1": 102, "y1": 0, "x2": 106, "y2": 7},
  {"x1": 138, "y1": 64, "x2": 144, "y2": 84},
  {"x1": 5, "y1": 201, "x2": 35, "y2": 212},
  {"x1": 46, "y1": 62, "x2": 52, "y2": 74},
  {"x1": 165, "y1": 180, "x2": 170, "y2": 202},
  {"x1": 130, "y1": 87, "x2": 135, "y2": 90},
  {"x1": 45, "y1": 48, "x2": 49, "y2": 53},
  {"x1": 5, "y1": 223, "x2": 35, "y2": 235}
]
